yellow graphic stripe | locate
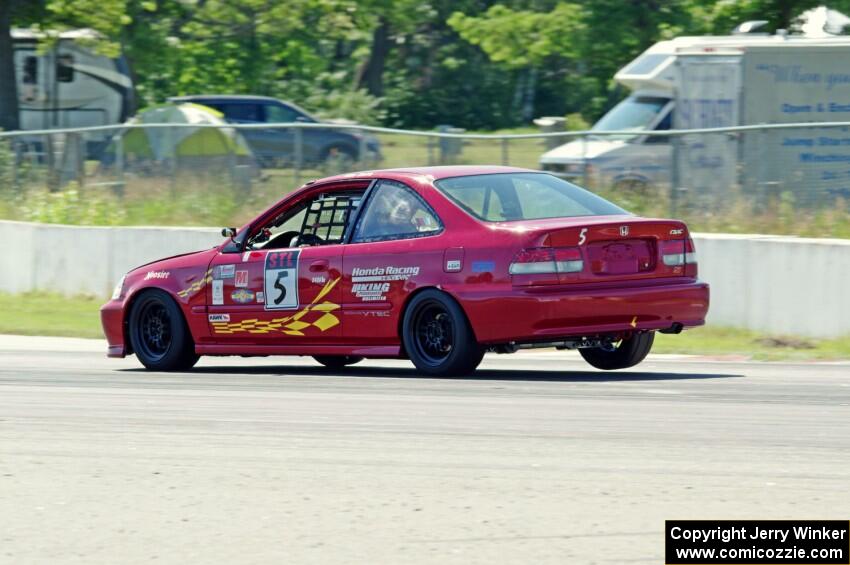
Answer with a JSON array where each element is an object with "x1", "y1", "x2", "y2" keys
[
  {"x1": 177, "y1": 268, "x2": 214, "y2": 299},
  {"x1": 211, "y1": 277, "x2": 341, "y2": 336}
]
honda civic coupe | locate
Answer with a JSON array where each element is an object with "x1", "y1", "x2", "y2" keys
[{"x1": 101, "y1": 166, "x2": 709, "y2": 376}]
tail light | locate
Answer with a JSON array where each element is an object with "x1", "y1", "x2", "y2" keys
[
  {"x1": 510, "y1": 247, "x2": 584, "y2": 284},
  {"x1": 661, "y1": 237, "x2": 698, "y2": 276}
]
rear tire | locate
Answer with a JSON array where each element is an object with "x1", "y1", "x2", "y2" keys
[
  {"x1": 579, "y1": 332, "x2": 654, "y2": 370},
  {"x1": 313, "y1": 355, "x2": 363, "y2": 369},
  {"x1": 402, "y1": 290, "x2": 484, "y2": 376},
  {"x1": 128, "y1": 290, "x2": 199, "y2": 371}
]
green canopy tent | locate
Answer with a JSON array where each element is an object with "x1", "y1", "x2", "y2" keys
[{"x1": 106, "y1": 103, "x2": 257, "y2": 176}]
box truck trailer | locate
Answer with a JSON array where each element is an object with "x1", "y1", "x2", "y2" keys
[
  {"x1": 11, "y1": 28, "x2": 135, "y2": 156},
  {"x1": 540, "y1": 9, "x2": 850, "y2": 203}
]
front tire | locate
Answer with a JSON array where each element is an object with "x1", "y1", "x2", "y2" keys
[
  {"x1": 579, "y1": 332, "x2": 654, "y2": 370},
  {"x1": 128, "y1": 290, "x2": 199, "y2": 371},
  {"x1": 402, "y1": 290, "x2": 484, "y2": 376},
  {"x1": 313, "y1": 355, "x2": 363, "y2": 369}
]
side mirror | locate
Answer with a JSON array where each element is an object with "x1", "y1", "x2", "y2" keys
[{"x1": 221, "y1": 227, "x2": 237, "y2": 238}]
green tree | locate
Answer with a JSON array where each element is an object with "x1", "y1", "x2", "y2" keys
[{"x1": 697, "y1": 0, "x2": 844, "y2": 33}]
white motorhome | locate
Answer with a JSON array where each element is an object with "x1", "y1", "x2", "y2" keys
[
  {"x1": 12, "y1": 28, "x2": 135, "y2": 155},
  {"x1": 539, "y1": 7, "x2": 850, "y2": 195}
]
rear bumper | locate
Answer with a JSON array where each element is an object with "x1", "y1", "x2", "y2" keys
[
  {"x1": 456, "y1": 278, "x2": 709, "y2": 344},
  {"x1": 100, "y1": 300, "x2": 127, "y2": 358}
]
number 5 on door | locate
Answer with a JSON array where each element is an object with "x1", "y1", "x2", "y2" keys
[{"x1": 264, "y1": 250, "x2": 300, "y2": 310}]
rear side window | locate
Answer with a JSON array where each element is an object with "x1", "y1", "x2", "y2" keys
[
  {"x1": 436, "y1": 173, "x2": 627, "y2": 222},
  {"x1": 353, "y1": 180, "x2": 441, "y2": 242},
  {"x1": 220, "y1": 103, "x2": 261, "y2": 122},
  {"x1": 265, "y1": 104, "x2": 301, "y2": 123}
]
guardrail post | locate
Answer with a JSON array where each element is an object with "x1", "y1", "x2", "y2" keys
[
  {"x1": 427, "y1": 135, "x2": 435, "y2": 166},
  {"x1": 115, "y1": 131, "x2": 125, "y2": 197},
  {"x1": 165, "y1": 125, "x2": 177, "y2": 196},
  {"x1": 45, "y1": 133, "x2": 60, "y2": 192},
  {"x1": 581, "y1": 133, "x2": 589, "y2": 188},
  {"x1": 72, "y1": 132, "x2": 85, "y2": 188},
  {"x1": 10, "y1": 138, "x2": 19, "y2": 191},
  {"x1": 501, "y1": 137, "x2": 509, "y2": 165},
  {"x1": 358, "y1": 131, "x2": 367, "y2": 168},
  {"x1": 293, "y1": 126, "x2": 302, "y2": 186},
  {"x1": 670, "y1": 133, "x2": 680, "y2": 217}
]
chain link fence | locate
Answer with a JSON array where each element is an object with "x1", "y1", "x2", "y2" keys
[{"x1": 1, "y1": 122, "x2": 849, "y2": 233}]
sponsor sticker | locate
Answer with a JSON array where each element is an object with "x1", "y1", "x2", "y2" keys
[
  {"x1": 350, "y1": 265, "x2": 419, "y2": 301},
  {"x1": 231, "y1": 289, "x2": 255, "y2": 304},
  {"x1": 351, "y1": 265, "x2": 420, "y2": 283},
  {"x1": 212, "y1": 279, "x2": 224, "y2": 305},
  {"x1": 472, "y1": 260, "x2": 495, "y2": 273},
  {"x1": 446, "y1": 259, "x2": 461, "y2": 272},
  {"x1": 208, "y1": 313, "x2": 230, "y2": 323},
  {"x1": 144, "y1": 270, "x2": 170, "y2": 281},
  {"x1": 235, "y1": 270, "x2": 249, "y2": 288},
  {"x1": 216, "y1": 264, "x2": 236, "y2": 279},
  {"x1": 242, "y1": 251, "x2": 251, "y2": 262},
  {"x1": 256, "y1": 291, "x2": 264, "y2": 303},
  {"x1": 352, "y1": 282, "x2": 390, "y2": 302}
]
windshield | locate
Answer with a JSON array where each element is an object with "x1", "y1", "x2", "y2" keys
[
  {"x1": 620, "y1": 54, "x2": 671, "y2": 76},
  {"x1": 435, "y1": 173, "x2": 628, "y2": 222},
  {"x1": 591, "y1": 95, "x2": 669, "y2": 140}
]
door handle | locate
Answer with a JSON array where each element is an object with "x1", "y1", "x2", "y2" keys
[{"x1": 309, "y1": 259, "x2": 329, "y2": 272}]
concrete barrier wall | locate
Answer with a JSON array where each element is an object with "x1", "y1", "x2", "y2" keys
[
  {"x1": 1, "y1": 220, "x2": 848, "y2": 338},
  {"x1": 0, "y1": 220, "x2": 222, "y2": 298},
  {"x1": 694, "y1": 233, "x2": 850, "y2": 338}
]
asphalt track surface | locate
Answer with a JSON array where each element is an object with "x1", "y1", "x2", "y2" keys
[{"x1": 1, "y1": 335, "x2": 848, "y2": 565}]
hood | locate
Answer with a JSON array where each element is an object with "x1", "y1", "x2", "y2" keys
[
  {"x1": 540, "y1": 138, "x2": 627, "y2": 162},
  {"x1": 128, "y1": 247, "x2": 218, "y2": 277}
]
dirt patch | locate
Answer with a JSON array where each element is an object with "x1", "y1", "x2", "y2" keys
[{"x1": 754, "y1": 336, "x2": 816, "y2": 349}]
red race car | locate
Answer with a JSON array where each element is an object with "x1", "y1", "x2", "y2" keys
[{"x1": 101, "y1": 166, "x2": 709, "y2": 375}]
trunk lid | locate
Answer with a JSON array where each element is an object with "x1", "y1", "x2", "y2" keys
[{"x1": 506, "y1": 215, "x2": 694, "y2": 284}]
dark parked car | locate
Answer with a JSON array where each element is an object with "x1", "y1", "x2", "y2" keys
[{"x1": 168, "y1": 95, "x2": 381, "y2": 168}]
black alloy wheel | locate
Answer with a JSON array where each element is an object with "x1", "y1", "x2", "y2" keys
[
  {"x1": 579, "y1": 332, "x2": 655, "y2": 370},
  {"x1": 402, "y1": 289, "x2": 484, "y2": 376},
  {"x1": 138, "y1": 301, "x2": 171, "y2": 361},
  {"x1": 129, "y1": 290, "x2": 199, "y2": 371}
]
